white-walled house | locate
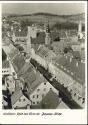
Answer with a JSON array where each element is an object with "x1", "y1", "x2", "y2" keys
[
  {"x1": 11, "y1": 89, "x2": 31, "y2": 109},
  {"x1": 30, "y1": 81, "x2": 59, "y2": 105}
]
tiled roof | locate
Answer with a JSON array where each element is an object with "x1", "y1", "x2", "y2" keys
[
  {"x1": 8, "y1": 47, "x2": 19, "y2": 60},
  {"x1": 31, "y1": 32, "x2": 45, "y2": 44},
  {"x1": 37, "y1": 45, "x2": 56, "y2": 60},
  {"x1": 2, "y1": 36, "x2": 11, "y2": 46},
  {"x1": 37, "y1": 45, "x2": 49, "y2": 58},
  {"x1": 26, "y1": 71, "x2": 47, "y2": 94},
  {"x1": 51, "y1": 40, "x2": 67, "y2": 54},
  {"x1": 11, "y1": 89, "x2": 23, "y2": 105},
  {"x1": 18, "y1": 62, "x2": 32, "y2": 77},
  {"x1": 30, "y1": 72, "x2": 46, "y2": 91},
  {"x1": 54, "y1": 55, "x2": 85, "y2": 85},
  {"x1": 2, "y1": 60, "x2": 10, "y2": 69},
  {"x1": 12, "y1": 53, "x2": 25, "y2": 73}
]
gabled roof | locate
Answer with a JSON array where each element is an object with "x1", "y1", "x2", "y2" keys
[
  {"x1": 2, "y1": 60, "x2": 10, "y2": 69},
  {"x1": 26, "y1": 71, "x2": 47, "y2": 94},
  {"x1": 11, "y1": 89, "x2": 23, "y2": 105},
  {"x1": 18, "y1": 62, "x2": 32, "y2": 77},
  {"x1": 12, "y1": 53, "x2": 25, "y2": 73},
  {"x1": 54, "y1": 55, "x2": 85, "y2": 85},
  {"x1": 37, "y1": 45, "x2": 56, "y2": 60}
]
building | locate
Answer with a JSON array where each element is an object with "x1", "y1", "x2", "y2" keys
[
  {"x1": 49, "y1": 55, "x2": 85, "y2": 108},
  {"x1": 31, "y1": 42, "x2": 85, "y2": 108},
  {"x1": 78, "y1": 21, "x2": 84, "y2": 40},
  {"x1": 29, "y1": 75, "x2": 59, "y2": 106},
  {"x1": 31, "y1": 90, "x2": 60, "y2": 109},
  {"x1": 32, "y1": 45, "x2": 56, "y2": 70},
  {"x1": 17, "y1": 60, "x2": 59, "y2": 106},
  {"x1": 45, "y1": 23, "x2": 51, "y2": 45},
  {"x1": 11, "y1": 89, "x2": 31, "y2": 109}
]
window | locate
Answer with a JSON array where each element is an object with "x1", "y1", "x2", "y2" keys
[
  {"x1": 37, "y1": 95, "x2": 39, "y2": 98},
  {"x1": 37, "y1": 89, "x2": 40, "y2": 92},
  {"x1": 23, "y1": 98, "x2": 25, "y2": 101},
  {"x1": 15, "y1": 106, "x2": 18, "y2": 109},
  {"x1": 33, "y1": 95, "x2": 35, "y2": 98},
  {"x1": 44, "y1": 83, "x2": 46, "y2": 85},
  {"x1": 33, "y1": 102, "x2": 35, "y2": 104},
  {"x1": 7, "y1": 83, "x2": 9, "y2": 87},
  {"x1": 37, "y1": 101, "x2": 39, "y2": 104}
]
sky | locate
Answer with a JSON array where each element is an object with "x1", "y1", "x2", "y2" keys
[{"x1": 2, "y1": 3, "x2": 85, "y2": 15}]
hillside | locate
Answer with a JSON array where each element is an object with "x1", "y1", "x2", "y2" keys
[
  {"x1": 4, "y1": 12, "x2": 84, "y2": 23},
  {"x1": 3, "y1": 12, "x2": 85, "y2": 31}
]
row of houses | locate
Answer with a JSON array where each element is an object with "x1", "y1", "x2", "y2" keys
[
  {"x1": 2, "y1": 37, "x2": 63, "y2": 109},
  {"x1": 31, "y1": 44, "x2": 85, "y2": 108}
]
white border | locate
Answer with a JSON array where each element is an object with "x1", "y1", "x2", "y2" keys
[{"x1": 0, "y1": 1, "x2": 87, "y2": 124}]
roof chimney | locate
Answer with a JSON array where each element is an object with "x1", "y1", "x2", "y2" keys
[
  {"x1": 76, "y1": 62, "x2": 79, "y2": 67},
  {"x1": 70, "y1": 57, "x2": 72, "y2": 62},
  {"x1": 66, "y1": 55, "x2": 67, "y2": 59}
]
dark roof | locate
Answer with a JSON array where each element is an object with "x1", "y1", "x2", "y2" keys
[
  {"x1": 72, "y1": 51, "x2": 81, "y2": 59},
  {"x1": 55, "y1": 55, "x2": 85, "y2": 85},
  {"x1": 51, "y1": 32, "x2": 60, "y2": 41},
  {"x1": 11, "y1": 89, "x2": 23, "y2": 105},
  {"x1": 37, "y1": 90, "x2": 59, "y2": 109},
  {"x1": 31, "y1": 32, "x2": 45, "y2": 44}
]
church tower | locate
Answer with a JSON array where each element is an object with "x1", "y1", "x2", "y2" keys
[
  {"x1": 11, "y1": 26, "x2": 16, "y2": 42},
  {"x1": 45, "y1": 22, "x2": 51, "y2": 45},
  {"x1": 78, "y1": 21, "x2": 83, "y2": 40},
  {"x1": 26, "y1": 26, "x2": 31, "y2": 57}
]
